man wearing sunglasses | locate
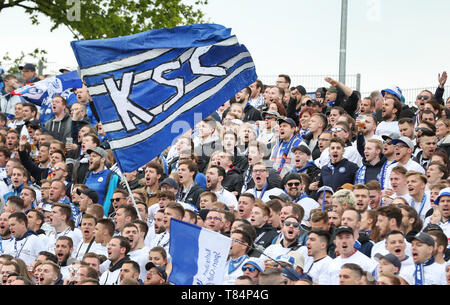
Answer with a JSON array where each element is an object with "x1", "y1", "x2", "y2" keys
[
  {"x1": 263, "y1": 216, "x2": 303, "y2": 268},
  {"x1": 282, "y1": 172, "x2": 319, "y2": 225},
  {"x1": 413, "y1": 90, "x2": 434, "y2": 125},
  {"x1": 240, "y1": 258, "x2": 265, "y2": 284}
]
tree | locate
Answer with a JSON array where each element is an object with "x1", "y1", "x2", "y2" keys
[
  {"x1": 0, "y1": 0, "x2": 209, "y2": 40},
  {"x1": 0, "y1": 48, "x2": 48, "y2": 75}
]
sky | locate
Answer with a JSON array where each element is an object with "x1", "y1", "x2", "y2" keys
[{"x1": 0, "y1": 0, "x2": 449, "y2": 99}]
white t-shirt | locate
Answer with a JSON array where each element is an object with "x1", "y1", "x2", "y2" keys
[
  {"x1": 72, "y1": 240, "x2": 105, "y2": 261},
  {"x1": 215, "y1": 188, "x2": 238, "y2": 210},
  {"x1": 4, "y1": 234, "x2": 46, "y2": 266},
  {"x1": 128, "y1": 246, "x2": 150, "y2": 281},
  {"x1": 383, "y1": 159, "x2": 425, "y2": 190},
  {"x1": 323, "y1": 250, "x2": 378, "y2": 285},
  {"x1": 295, "y1": 197, "x2": 320, "y2": 224},
  {"x1": 371, "y1": 239, "x2": 412, "y2": 259},
  {"x1": 399, "y1": 262, "x2": 447, "y2": 285},
  {"x1": 245, "y1": 187, "x2": 284, "y2": 203}
]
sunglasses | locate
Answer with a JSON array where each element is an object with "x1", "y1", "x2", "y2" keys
[
  {"x1": 242, "y1": 266, "x2": 257, "y2": 272},
  {"x1": 331, "y1": 127, "x2": 344, "y2": 132},
  {"x1": 284, "y1": 220, "x2": 299, "y2": 228},
  {"x1": 265, "y1": 116, "x2": 276, "y2": 120},
  {"x1": 110, "y1": 197, "x2": 124, "y2": 203},
  {"x1": 384, "y1": 140, "x2": 393, "y2": 145},
  {"x1": 417, "y1": 95, "x2": 430, "y2": 100},
  {"x1": 287, "y1": 182, "x2": 301, "y2": 187}
]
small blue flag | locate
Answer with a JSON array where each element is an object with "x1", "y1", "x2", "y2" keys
[{"x1": 71, "y1": 24, "x2": 257, "y2": 173}]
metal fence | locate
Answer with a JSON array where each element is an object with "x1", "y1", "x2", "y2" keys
[{"x1": 257, "y1": 74, "x2": 361, "y2": 93}]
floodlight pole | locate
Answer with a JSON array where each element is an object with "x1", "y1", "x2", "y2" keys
[{"x1": 339, "y1": 0, "x2": 348, "y2": 84}]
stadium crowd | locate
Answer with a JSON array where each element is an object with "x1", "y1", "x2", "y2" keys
[{"x1": 0, "y1": 63, "x2": 449, "y2": 285}]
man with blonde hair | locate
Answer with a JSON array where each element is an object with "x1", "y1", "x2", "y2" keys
[{"x1": 331, "y1": 189, "x2": 356, "y2": 216}]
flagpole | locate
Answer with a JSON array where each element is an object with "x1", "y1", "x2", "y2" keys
[{"x1": 120, "y1": 172, "x2": 142, "y2": 221}]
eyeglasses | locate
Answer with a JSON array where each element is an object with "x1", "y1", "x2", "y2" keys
[
  {"x1": 384, "y1": 140, "x2": 393, "y2": 145},
  {"x1": 110, "y1": 197, "x2": 124, "y2": 203},
  {"x1": 206, "y1": 216, "x2": 222, "y2": 222},
  {"x1": 287, "y1": 182, "x2": 301, "y2": 187},
  {"x1": 253, "y1": 169, "x2": 267, "y2": 174},
  {"x1": 417, "y1": 95, "x2": 430, "y2": 100},
  {"x1": 265, "y1": 116, "x2": 276, "y2": 120},
  {"x1": 331, "y1": 127, "x2": 345, "y2": 132},
  {"x1": 435, "y1": 123, "x2": 447, "y2": 128},
  {"x1": 242, "y1": 266, "x2": 257, "y2": 272},
  {"x1": 394, "y1": 144, "x2": 408, "y2": 149},
  {"x1": 51, "y1": 167, "x2": 64, "y2": 171},
  {"x1": 148, "y1": 270, "x2": 161, "y2": 275},
  {"x1": 284, "y1": 220, "x2": 299, "y2": 227}
]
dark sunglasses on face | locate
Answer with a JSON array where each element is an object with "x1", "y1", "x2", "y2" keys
[
  {"x1": 110, "y1": 197, "x2": 124, "y2": 203},
  {"x1": 331, "y1": 127, "x2": 344, "y2": 132},
  {"x1": 265, "y1": 116, "x2": 276, "y2": 120},
  {"x1": 287, "y1": 182, "x2": 301, "y2": 187},
  {"x1": 284, "y1": 220, "x2": 299, "y2": 228},
  {"x1": 242, "y1": 266, "x2": 257, "y2": 272},
  {"x1": 417, "y1": 95, "x2": 430, "y2": 100}
]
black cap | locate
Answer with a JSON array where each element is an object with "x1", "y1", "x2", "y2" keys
[
  {"x1": 335, "y1": 226, "x2": 354, "y2": 236},
  {"x1": 159, "y1": 177, "x2": 178, "y2": 189},
  {"x1": 25, "y1": 119, "x2": 42, "y2": 130},
  {"x1": 19, "y1": 63, "x2": 36, "y2": 72},
  {"x1": 374, "y1": 253, "x2": 401, "y2": 271},
  {"x1": 291, "y1": 145, "x2": 311, "y2": 156},
  {"x1": 76, "y1": 188, "x2": 99, "y2": 203},
  {"x1": 277, "y1": 117, "x2": 296, "y2": 128},
  {"x1": 145, "y1": 262, "x2": 167, "y2": 281},
  {"x1": 411, "y1": 232, "x2": 435, "y2": 246}
]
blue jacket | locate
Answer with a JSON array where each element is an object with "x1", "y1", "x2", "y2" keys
[{"x1": 320, "y1": 158, "x2": 359, "y2": 191}]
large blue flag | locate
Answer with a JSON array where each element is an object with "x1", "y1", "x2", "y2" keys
[
  {"x1": 71, "y1": 24, "x2": 257, "y2": 173},
  {"x1": 168, "y1": 218, "x2": 232, "y2": 285},
  {"x1": 11, "y1": 70, "x2": 82, "y2": 124}
]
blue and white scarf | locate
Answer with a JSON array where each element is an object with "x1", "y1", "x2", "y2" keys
[
  {"x1": 354, "y1": 165, "x2": 367, "y2": 185},
  {"x1": 414, "y1": 257, "x2": 434, "y2": 285}
]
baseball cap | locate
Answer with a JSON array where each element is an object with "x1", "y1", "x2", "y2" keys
[
  {"x1": 277, "y1": 117, "x2": 296, "y2": 128},
  {"x1": 423, "y1": 224, "x2": 444, "y2": 233},
  {"x1": 25, "y1": 119, "x2": 42, "y2": 129},
  {"x1": 87, "y1": 147, "x2": 108, "y2": 159},
  {"x1": 276, "y1": 254, "x2": 296, "y2": 267},
  {"x1": 268, "y1": 193, "x2": 292, "y2": 203},
  {"x1": 295, "y1": 85, "x2": 306, "y2": 96},
  {"x1": 291, "y1": 144, "x2": 311, "y2": 156},
  {"x1": 243, "y1": 259, "x2": 265, "y2": 273},
  {"x1": 411, "y1": 232, "x2": 435, "y2": 247},
  {"x1": 144, "y1": 262, "x2": 167, "y2": 281},
  {"x1": 316, "y1": 186, "x2": 334, "y2": 198},
  {"x1": 327, "y1": 86, "x2": 338, "y2": 93},
  {"x1": 306, "y1": 99, "x2": 321, "y2": 106},
  {"x1": 434, "y1": 187, "x2": 450, "y2": 205},
  {"x1": 381, "y1": 86, "x2": 403, "y2": 101},
  {"x1": 286, "y1": 251, "x2": 305, "y2": 269},
  {"x1": 42, "y1": 203, "x2": 53, "y2": 213},
  {"x1": 391, "y1": 136, "x2": 414, "y2": 149},
  {"x1": 19, "y1": 63, "x2": 36, "y2": 71},
  {"x1": 374, "y1": 253, "x2": 401, "y2": 271},
  {"x1": 381, "y1": 132, "x2": 400, "y2": 141},
  {"x1": 335, "y1": 226, "x2": 354, "y2": 236},
  {"x1": 262, "y1": 110, "x2": 280, "y2": 118},
  {"x1": 159, "y1": 177, "x2": 178, "y2": 189},
  {"x1": 338, "y1": 183, "x2": 354, "y2": 191},
  {"x1": 76, "y1": 188, "x2": 99, "y2": 203},
  {"x1": 281, "y1": 267, "x2": 301, "y2": 281}
]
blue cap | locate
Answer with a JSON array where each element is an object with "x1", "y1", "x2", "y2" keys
[
  {"x1": 381, "y1": 86, "x2": 403, "y2": 101},
  {"x1": 281, "y1": 267, "x2": 301, "y2": 281},
  {"x1": 276, "y1": 254, "x2": 295, "y2": 266},
  {"x1": 435, "y1": 187, "x2": 450, "y2": 205}
]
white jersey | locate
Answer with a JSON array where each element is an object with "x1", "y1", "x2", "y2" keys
[
  {"x1": 223, "y1": 255, "x2": 250, "y2": 285},
  {"x1": 375, "y1": 121, "x2": 400, "y2": 138},
  {"x1": 371, "y1": 239, "x2": 412, "y2": 259},
  {"x1": 384, "y1": 159, "x2": 425, "y2": 190},
  {"x1": 215, "y1": 188, "x2": 238, "y2": 210},
  {"x1": 4, "y1": 233, "x2": 46, "y2": 266},
  {"x1": 408, "y1": 191, "x2": 432, "y2": 222},
  {"x1": 399, "y1": 262, "x2": 447, "y2": 285},
  {"x1": 99, "y1": 261, "x2": 122, "y2": 285},
  {"x1": 72, "y1": 239, "x2": 105, "y2": 261},
  {"x1": 305, "y1": 255, "x2": 333, "y2": 285},
  {"x1": 46, "y1": 227, "x2": 82, "y2": 254},
  {"x1": 128, "y1": 246, "x2": 150, "y2": 282},
  {"x1": 323, "y1": 250, "x2": 378, "y2": 285},
  {"x1": 245, "y1": 187, "x2": 284, "y2": 203},
  {"x1": 149, "y1": 231, "x2": 170, "y2": 254},
  {"x1": 294, "y1": 197, "x2": 320, "y2": 224}
]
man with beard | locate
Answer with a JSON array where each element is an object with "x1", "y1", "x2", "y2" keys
[
  {"x1": 73, "y1": 214, "x2": 102, "y2": 261},
  {"x1": 341, "y1": 208, "x2": 374, "y2": 257},
  {"x1": 148, "y1": 209, "x2": 167, "y2": 250},
  {"x1": 372, "y1": 205, "x2": 411, "y2": 259},
  {"x1": 282, "y1": 172, "x2": 319, "y2": 225},
  {"x1": 289, "y1": 145, "x2": 320, "y2": 180},
  {"x1": 235, "y1": 86, "x2": 262, "y2": 123},
  {"x1": 121, "y1": 223, "x2": 148, "y2": 282},
  {"x1": 75, "y1": 188, "x2": 99, "y2": 227},
  {"x1": 223, "y1": 229, "x2": 253, "y2": 285},
  {"x1": 248, "y1": 202, "x2": 278, "y2": 257},
  {"x1": 319, "y1": 138, "x2": 358, "y2": 192},
  {"x1": 304, "y1": 229, "x2": 333, "y2": 284},
  {"x1": 270, "y1": 118, "x2": 302, "y2": 176},
  {"x1": 147, "y1": 190, "x2": 175, "y2": 236},
  {"x1": 323, "y1": 226, "x2": 377, "y2": 285},
  {"x1": 55, "y1": 236, "x2": 74, "y2": 280},
  {"x1": 352, "y1": 184, "x2": 371, "y2": 214},
  {"x1": 206, "y1": 165, "x2": 238, "y2": 211},
  {"x1": 383, "y1": 136, "x2": 425, "y2": 190},
  {"x1": 354, "y1": 139, "x2": 386, "y2": 185},
  {"x1": 399, "y1": 232, "x2": 447, "y2": 285},
  {"x1": 263, "y1": 216, "x2": 304, "y2": 267},
  {"x1": 375, "y1": 97, "x2": 402, "y2": 137},
  {"x1": 245, "y1": 162, "x2": 284, "y2": 203},
  {"x1": 85, "y1": 147, "x2": 119, "y2": 209}
]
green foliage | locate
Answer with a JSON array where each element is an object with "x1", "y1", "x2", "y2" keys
[
  {"x1": 0, "y1": 48, "x2": 48, "y2": 75},
  {"x1": 0, "y1": 0, "x2": 209, "y2": 40}
]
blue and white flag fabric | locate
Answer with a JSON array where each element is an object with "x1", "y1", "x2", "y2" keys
[
  {"x1": 168, "y1": 218, "x2": 232, "y2": 285},
  {"x1": 11, "y1": 70, "x2": 82, "y2": 124},
  {"x1": 71, "y1": 24, "x2": 257, "y2": 173}
]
